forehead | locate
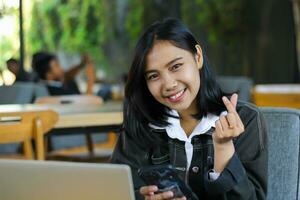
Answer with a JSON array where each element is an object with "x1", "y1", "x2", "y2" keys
[{"x1": 145, "y1": 41, "x2": 192, "y2": 70}]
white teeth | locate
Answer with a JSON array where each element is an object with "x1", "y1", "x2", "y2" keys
[{"x1": 170, "y1": 89, "x2": 184, "y2": 100}]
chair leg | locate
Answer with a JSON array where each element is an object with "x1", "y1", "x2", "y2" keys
[
  {"x1": 94, "y1": 131, "x2": 117, "y2": 149},
  {"x1": 106, "y1": 131, "x2": 117, "y2": 148},
  {"x1": 34, "y1": 118, "x2": 45, "y2": 160},
  {"x1": 86, "y1": 133, "x2": 94, "y2": 156},
  {"x1": 23, "y1": 139, "x2": 34, "y2": 159}
]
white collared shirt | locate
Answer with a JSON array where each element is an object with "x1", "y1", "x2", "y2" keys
[{"x1": 149, "y1": 110, "x2": 227, "y2": 180}]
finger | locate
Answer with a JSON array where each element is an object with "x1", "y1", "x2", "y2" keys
[
  {"x1": 175, "y1": 197, "x2": 187, "y2": 200},
  {"x1": 222, "y1": 96, "x2": 236, "y2": 113},
  {"x1": 214, "y1": 120, "x2": 224, "y2": 142},
  {"x1": 230, "y1": 93, "x2": 238, "y2": 109},
  {"x1": 146, "y1": 196, "x2": 157, "y2": 200},
  {"x1": 233, "y1": 112, "x2": 244, "y2": 130},
  {"x1": 140, "y1": 186, "x2": 158, "y2": 195},
  {"x1": 145, "y1": 195, "x2": 157, "y2": 200},
  {"x1": 155, "y1": 191, "x2": 174, "y2": 200},
  {"x1": 220, "y1": 115, "x2": 229, "y2": 130},
  {"x1": 226, "y1": 113, "x2": 237, "y2": 129},
  {"x1": 215, "y1": 119, "x2": 223, "y2": 133},
  {"x1": 145, "y1": 193, "x2": 158, "y2": 200}
]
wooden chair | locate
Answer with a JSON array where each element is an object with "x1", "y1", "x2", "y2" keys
[
  {"x1": 35, "y1": 95, "x2": 117, "y2": 162},
  {"x1": 0, "y1": 110, "x2": 58, "y2": 160}
]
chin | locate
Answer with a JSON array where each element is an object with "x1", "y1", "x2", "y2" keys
[{"x1": 167, "y1": 102, "x2": 191, "y2": 112}]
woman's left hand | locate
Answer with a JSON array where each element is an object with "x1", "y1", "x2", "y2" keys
[
  {"x1": 213, "y1": 93, "x2": 245, "y2": 145},
  {"x1": 212, "y1": 94, "x2": 245, "y2": 173}
]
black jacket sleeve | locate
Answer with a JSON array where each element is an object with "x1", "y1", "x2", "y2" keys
[{"x1": 204, "y1": 103, "x2": 268, "y2": 200}]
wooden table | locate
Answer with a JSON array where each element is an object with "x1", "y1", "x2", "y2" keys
[
  {"x1": 0, "y1": 101, "x2": 123, "y2": 157},
  {"x1": 252, "y1": 84, "x2": 300, "y2": 109},
  {"x1": 0, "y1": 101, "x2": 123, "y2": 134}
]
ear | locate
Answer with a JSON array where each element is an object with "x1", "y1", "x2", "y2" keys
[{"x1": 195, "y1": 45, "x2": 203, "y2": 70}]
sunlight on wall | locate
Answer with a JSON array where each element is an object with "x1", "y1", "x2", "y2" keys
[{"x1": 0, "y1": 74, "x2": 3, "y2": 86}]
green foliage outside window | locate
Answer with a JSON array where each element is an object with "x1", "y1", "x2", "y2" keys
[
  {"x1": 28, "y1": 0, "x2": 246, "y2": 75},
  {"x1": 181, "y1": 0, "x2": 248, "y2": 74},
  {"x1": 29, "y1": 0, "x2": 109, "y2": 69},
  {"x1": 125, "y1": 0, "x2": 144, "y2": 48},
  {"x1": 29, "y1": 0, "x2": 146, "y2": 75},
  {"x1": 182, "y1": 0, "x2": 246, "y2": 45}
]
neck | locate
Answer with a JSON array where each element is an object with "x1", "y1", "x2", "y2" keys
[
  {"x1": 178, "y1": 111, "x2": 196, "y2": 122},
  {"x1": 179, "y1": 113, "x2": 199, "y2": 137},
  {"x1": 178, "y1": 99, "x2": 198, "y2": 121},
  {"x1": 178, "y1": 103, "x2": 200, "y2": 136}
]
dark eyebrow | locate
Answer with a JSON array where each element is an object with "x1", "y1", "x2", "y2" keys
[
  {"x1": 144, "y1": 69, "x2": 157, "y2": 76},
  {"x1": 145, "y1": 57, "x2": 183, "y2": 76},
  {"x1": 166, "y1": 57, "x2": 183, "y2": 67}
]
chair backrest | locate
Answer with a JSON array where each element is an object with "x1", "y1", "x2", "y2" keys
[
  {"x1": 260, "y1": 107, "x2": 300, "y2": 200},
  {"x1": 216, "y1": 76, "x2": 253, "y2": 102},
  {"x1": 35, "y1": 94, "x2": 103, "y2": 105},
  {"x1": 33, "y1": 83, "x2": 50, "y2": 98},
  {"x1": 0, "y1": 82, "x2": 49, "y2": 104},
  {"x1": 0, "y1": 110, "x2": 58, "y2": 160}
]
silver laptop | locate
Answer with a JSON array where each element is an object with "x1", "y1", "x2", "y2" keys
[{"x1": 0, "y1": 160, "x2": 135, "y2": 200}]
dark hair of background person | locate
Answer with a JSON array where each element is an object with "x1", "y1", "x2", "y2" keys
[
  {"x1": 32, "y1": 52, "x2": 56, "y2": 80},
  {"x1": 124, "y1": 18, "x2": 227, "y2": 145},
  {"x1": 6, "y1": 58, "x2": 19, "y2": 66}
]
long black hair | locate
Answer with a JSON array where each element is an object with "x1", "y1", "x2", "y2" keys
[{"x1": 124, "y1": 18, "x2": 226, "y2": 144}]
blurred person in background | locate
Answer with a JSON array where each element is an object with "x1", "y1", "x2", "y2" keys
[
  {"x1": 32, "y1": 52, "x2": 95, "y2": 95},
  {"x1": 6, "y1": 58, "x2": 36, "y2": 82}
]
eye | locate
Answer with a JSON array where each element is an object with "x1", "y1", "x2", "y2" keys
[
  {"x1": 147, "y1": 73, "x2": 159, "y2": 81},
  {"x1": 171, "y1": 63, "x2": 182, "y2": 71}
]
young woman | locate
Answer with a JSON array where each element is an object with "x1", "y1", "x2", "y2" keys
[{"x1": 111, "y1": 18, "x2": 267, "y2": 200}]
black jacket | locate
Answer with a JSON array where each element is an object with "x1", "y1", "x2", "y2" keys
[
  {"x1": 111, "y1": 101, "x2": 268, "y2": 200},
  {"x1": 45, "y1": 79, "x2": 81, "y2": 96}
]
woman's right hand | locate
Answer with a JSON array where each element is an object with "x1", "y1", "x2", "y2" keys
[{"x1": 140, "y1": 185, "x2": 186, "y2": 200}]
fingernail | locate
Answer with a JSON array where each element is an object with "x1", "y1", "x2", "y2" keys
[{"x1": 222, "y1": 96, "x2": 228, "y2": 102}]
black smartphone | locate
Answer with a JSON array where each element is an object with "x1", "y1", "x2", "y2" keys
[{"x1": 138, "y1": 165, "x2": 199, "y2": 200}]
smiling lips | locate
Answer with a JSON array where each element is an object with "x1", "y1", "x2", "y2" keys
[{"x1": 166, "y1": 88, "x2": 186, "y2": 103}]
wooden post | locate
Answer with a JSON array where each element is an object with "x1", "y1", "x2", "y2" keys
[
  {"x1": 19, "y1": 0, "x2": 24, "y2": 72},
  {"x1": 292, "y1": 0, "x2": 300, "y2": 78}
]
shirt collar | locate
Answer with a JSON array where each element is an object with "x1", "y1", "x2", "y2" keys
[{"x1": 149, "y1": 110, "x2": 227, "y2": 142}]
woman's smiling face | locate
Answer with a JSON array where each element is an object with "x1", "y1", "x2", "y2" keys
[{"x1": 145, "y1": 40, "x2": 203, "y2": 115}]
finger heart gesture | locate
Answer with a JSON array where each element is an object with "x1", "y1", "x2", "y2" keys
[{"x1": 213, "y1": 93, "x2": 245, "y2": 144}]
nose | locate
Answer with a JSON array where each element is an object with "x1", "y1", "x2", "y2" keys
[{"x1": 162, "y1": 73, "x2": 177, "y2": 91}]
